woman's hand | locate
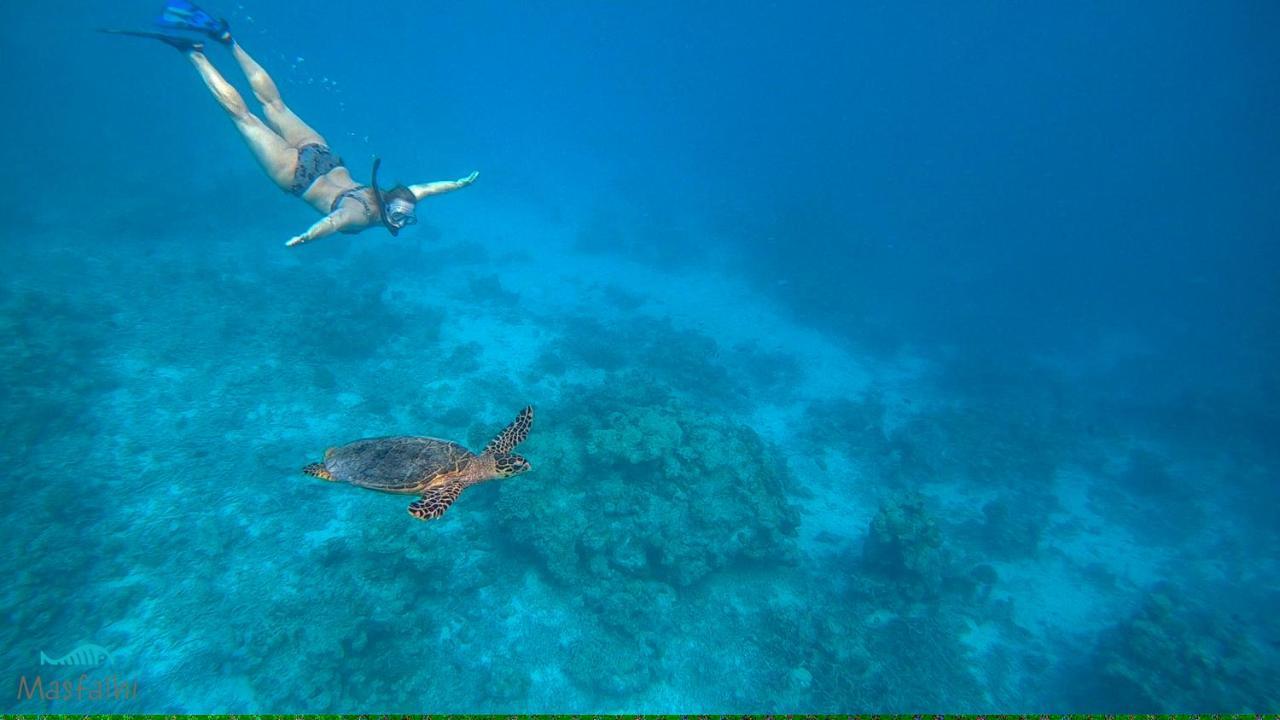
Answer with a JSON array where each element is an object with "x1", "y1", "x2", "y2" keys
[{"x1": 408, "y1": 172, "x2": 480, "y2": 200}]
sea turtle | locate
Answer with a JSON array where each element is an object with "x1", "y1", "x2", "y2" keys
[{"x1": 302, "y1": 406, "x2": 534, "y2": 520}]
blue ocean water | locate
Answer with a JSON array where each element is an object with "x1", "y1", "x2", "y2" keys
[{"x1": 3, "y1": 0, "x2": 1278, "y2": 712}]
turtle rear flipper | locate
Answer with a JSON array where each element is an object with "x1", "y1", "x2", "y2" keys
[
  {"x1": 408, "y1": 481, "x2": 464, "y2": 521},
  {"x1": 482, "y1": 405, "x2": 533, "y2": 455}
]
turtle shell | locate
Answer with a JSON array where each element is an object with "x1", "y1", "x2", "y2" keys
[{"x1": 322, "y1": 436, "x2": 475, "y2": 494}]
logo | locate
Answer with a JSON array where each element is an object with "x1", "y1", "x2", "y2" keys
[
  {"x1": 15, "y1": 643, "x2": 137, "y2": 703},
  {"x1": 38, "y1": 644, "x2": 111, "y2": 667}
]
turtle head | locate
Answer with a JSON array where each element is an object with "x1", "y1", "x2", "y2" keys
[
  {"x1": 302, "y1": 462, "x2": 334, "y2": 481},
  {"x1": 491, "y1": 452, "x2": 531, "y2": 478}
]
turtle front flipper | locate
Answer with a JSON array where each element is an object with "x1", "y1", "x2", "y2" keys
[
  {"x1": 303, "y1": 462, "x2": 334, "y2": 481},
  {"x1": 408, "y1": 481, "x2": 464, "y2": 521},
  {"x1": 482, "y1": 405, "x2": 534, "y2": 456}
]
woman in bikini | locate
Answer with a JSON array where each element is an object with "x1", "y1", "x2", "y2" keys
[{"x1": 103, "y1": 0, "x2": 478, "y2": 247}]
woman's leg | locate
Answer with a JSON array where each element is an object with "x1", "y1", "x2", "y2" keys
[
  {"x1": 187, "y1": 50, "x2": 297, "y2": 188},
  {"x1": 230, "y1": 42, "x2": 327, "y2": 148}
]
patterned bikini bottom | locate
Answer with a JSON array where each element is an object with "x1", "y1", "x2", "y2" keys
[{"x1": 288, "y1": 143, "x2": 344, "y2": 196}]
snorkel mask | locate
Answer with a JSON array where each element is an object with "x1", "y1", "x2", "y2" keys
[
  {"x1": 370, "y1": 157, "x2": 417, "y2": 236},
  {"x1": 385, "y1": 198, "x2": 418, "y2": 229}
]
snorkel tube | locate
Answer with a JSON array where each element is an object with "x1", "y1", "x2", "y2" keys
[{"x1": 370, "y1": 156, "x2": 399, "y2": 237}]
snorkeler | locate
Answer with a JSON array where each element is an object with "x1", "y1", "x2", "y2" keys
[{"x1": 101, "y1": 0, "x2": 479, "y2": 248}]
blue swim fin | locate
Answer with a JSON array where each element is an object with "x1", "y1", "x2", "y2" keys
[
  {"x1": 156, "y1": 0, "x2": 231, "y2": 44},
  {"x1": 99, "y1": 28, "x2": 204, "y2": 54}
]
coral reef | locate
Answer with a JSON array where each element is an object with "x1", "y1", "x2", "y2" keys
[
  {"x1": 862, "y1": 492, "x2": 950, "y2": 600},
  {"x1": 1091, "y1": 585, "x2": 1280, "y2": 711},
  {"x1": 802, "y1": 393, "x2": 892, "y2": 460},
  {"x1": 496, "y1": 371, "x2": 800, "y2": 694},
  {"x1": 500, "y1": 373, "x2": 799, "y2": 588},
  {"x1": 861, "y1": 612, "x2": 983, "y2": 709},
  {"x1": 736, "y1": 578, "x2": 994, "y2": 711},
  {"x1": 1089, "y1": 446, "x2": 1206, "y2": 546},
  {"x1": 748, "y1": 592, "x2": 875, "y2": 707},
  {"x1": 539, "y1": 315, "x2": 743, "y2": 409},
  {"x1": 6, "y1": 179, "x2": 1277, "y2": 712},
  {"x1": 976, "y1": 495, "x2": 1046, "y2": 559},
  {"x1": 881, "y1": 399, "x2": 1068, "y2": 491},
  {"x1": 564, "y1": 620, "x2": 656, "y2": 698}
]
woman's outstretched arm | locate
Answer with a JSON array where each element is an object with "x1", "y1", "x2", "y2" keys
[
  {"x1": 285, "y1": 204, "x2": 366, "y2": 247},
  {"x1": 408, "y1": 171, "x2": 479, "y2": 201}
]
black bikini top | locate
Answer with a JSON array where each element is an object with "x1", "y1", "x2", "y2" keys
[{"x1": 330, "y1": 185, "x2": 375, "y2": 217}]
